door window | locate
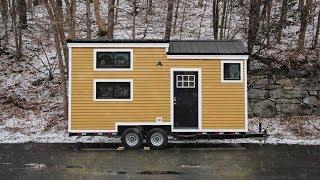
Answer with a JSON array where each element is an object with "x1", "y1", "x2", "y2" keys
[{"x1": 176, "y1": 75, "x2": 195, "y2": 88}]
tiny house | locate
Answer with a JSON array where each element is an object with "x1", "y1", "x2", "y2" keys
[{"x1": 67, "y1": 39, "x2": 252, "y2": 149}]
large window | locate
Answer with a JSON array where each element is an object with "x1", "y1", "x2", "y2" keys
[
  {"x1": 94, "y1": 80, "x2": 133, "y2": 101},
  {"x1": 94, "y1": 49, "x2": 133, "y2": 71},
  {"x1": 221, "y1": 61, "x2": 243, "y2": 83}
]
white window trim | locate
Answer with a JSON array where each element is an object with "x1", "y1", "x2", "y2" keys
[
  {"x1": 93, "y1": 79, "x2": 133, "y2": 102},
  {"x1": 221, "y1": 60, "x2": 244, "y2": 83},
  {"x1": 93, "y1": 49, "x2": 133, "y2": 71}
]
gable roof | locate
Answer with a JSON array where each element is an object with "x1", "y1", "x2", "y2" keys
[{"x1": 67, "y1": 39, "x2": 248, "y2": 55}]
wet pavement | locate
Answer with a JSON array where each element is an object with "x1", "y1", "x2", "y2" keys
[{"x1": 0, "y1": 143, "x2": 319, "y2": 180}]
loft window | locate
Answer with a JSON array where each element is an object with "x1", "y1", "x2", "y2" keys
[
  {"x1": 94, "y1": 49, "x2": 133, "y2": 70},
  {"x1": 94, "y1": 80, "x2": 133, "y2": 101},
  {"x1": 221, "y1": 61, "x2": 243, "y2": 83}
]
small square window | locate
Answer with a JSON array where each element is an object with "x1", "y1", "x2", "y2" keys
[
  {"x1": 177, "y1": 82, "x2": 182, "y2": 87},
  {"x1": 177, "y1": 75, "x2": 182, "y2": 81},
  {"x1": 223, "y1": 62, "x2": 242, "y2": 82},
  {"x1": 189, "y1": 82, "x2": 195, "y2": 87},
  {"x1": 189, "y1": 76, "x2": 194, "y2": 81},
  {"x1": 183, "y1": 82, "x2": 188, "y2": 87}
]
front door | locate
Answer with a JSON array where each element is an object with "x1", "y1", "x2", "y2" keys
[{"x1": 173, "y1": 71, "x2": 199, "y2": 129}]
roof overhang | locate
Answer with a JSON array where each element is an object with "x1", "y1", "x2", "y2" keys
[
  {"x1": 167, "y1": 54, "x2": 249, "y2": 60},
  {"x1": 67, "y1": 42, "x2": 170, "y2": 51}
]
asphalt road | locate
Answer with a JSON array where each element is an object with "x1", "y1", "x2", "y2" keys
[{"x1": 0, "y1": 143, "x2": 319, "y2": 180}]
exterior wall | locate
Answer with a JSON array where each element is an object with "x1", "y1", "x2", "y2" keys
[{"x1": 70, "y1": 47, "x2": 246, "y2": 131}]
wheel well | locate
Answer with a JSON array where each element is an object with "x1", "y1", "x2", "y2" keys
[{"x1": 118, "y1": 125, "x2": 171, "y2": 135}]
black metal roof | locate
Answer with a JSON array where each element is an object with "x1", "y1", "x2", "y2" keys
[
  {"x1": 67, "y1": 39, "x2": 248, "y2": 55},
  {"x1": 168, "y1": 40, "x2": 248, "y2": 55}
]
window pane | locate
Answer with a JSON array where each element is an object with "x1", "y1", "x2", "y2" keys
[
  {"x1": 183, "y1": 82, "x2": 188, "y2": 87},
  {"x1": 177, "y1": 75, "x2": 182, "y2": 81},
  {"x1": 189, "y1": 82, "x2": 195, "y2": 87},
  {"x1": 114, "y1": 83, "x2": 130, "y2": 99},
  {"x1": 224, "y1": 63, "x2": 240, "y2": 80},
  {"x1": 183, "y1": 76, "x2": 188, "y2": 81},
  {"x1": 96, "y1": 52, "x2": 113, "y2": 68},
  {"x1": 177, "y1": 82, "x2": 182, "y2": 87},
  {"x1": 114, "y1": 52, "x2": 130, "y2": 68},
  {"x1": 189, "y1": 76, "x2": 194, "y2": 81},
  {"x1": 96, "y1": 82, "x2": 113, "y2": 99}
]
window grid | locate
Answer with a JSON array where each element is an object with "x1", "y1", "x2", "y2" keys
[{"x1": 176, "y1": 75, "x2": 195, "y2": 88}]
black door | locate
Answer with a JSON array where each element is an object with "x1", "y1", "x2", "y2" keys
[{"x1": 173, "y1": 71, "x2": 198, "y2": 129}]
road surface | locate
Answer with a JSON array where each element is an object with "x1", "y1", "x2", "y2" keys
[{"x1": 0, "y1": 143, "x2": 319, "y2": 179}]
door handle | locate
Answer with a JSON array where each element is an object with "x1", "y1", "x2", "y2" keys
[{"x1": 173, "y1": 97, "x2": 176, "y2": 105}]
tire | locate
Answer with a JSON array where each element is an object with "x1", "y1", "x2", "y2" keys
[
  {"x1": 121, "y1": 128, "x2": 143, "y2": 149},
  {"x1": 146, "y1": 128, "x2": 168, "y2": 149}
]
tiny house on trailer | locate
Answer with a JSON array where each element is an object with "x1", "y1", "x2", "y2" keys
[{"x1": 67, "y1": 39, "x2": 265, "y2": 149}]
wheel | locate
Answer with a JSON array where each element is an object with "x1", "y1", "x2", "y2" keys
[
  {"x1": 121, "y1": 128, "x2": 143, "y2": 149},
  {"x1": 146, "y1": 128, "x2": 168, "y2": 149}
]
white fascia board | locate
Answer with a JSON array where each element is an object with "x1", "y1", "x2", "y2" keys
[
  {"x1": 167, "y1": 55, "x2": 249, "y2": 60},
  {"x1": 67, "y1": 43, "x2": 169, "y2": 49}
]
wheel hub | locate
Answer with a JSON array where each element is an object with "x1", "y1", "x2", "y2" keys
[
  {"x1": 150, "y1": 132, "x2": 164, "y2": 146},
  {"x1": 125, "y1": 132, "x2": 139, "y2": 146}
]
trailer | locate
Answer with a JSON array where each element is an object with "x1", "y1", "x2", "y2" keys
[{"x1": 67, "y1": 39, "x2": 267, "y2": 149}]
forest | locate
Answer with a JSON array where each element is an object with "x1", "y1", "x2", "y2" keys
[{"x1": 0, "y1": 0, "x2": 320, "y2": 135}]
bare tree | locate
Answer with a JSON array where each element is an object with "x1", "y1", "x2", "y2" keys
[
  {"x1": 43, "y1": 0, "x2": 68, "y2": 119},
  {"x1": 179, "y1": 0, "x2": 187, "y2": 39},
  {"x1": 312, "y1": 8, "x2": 320, "y2": 49},
  {"x1": 65, "y1": 0, "x2": 76, "y2": 39},
  {"x1": 85, "y1": 0, "x2": 92, "y2": 39},
  {"x1": 115, "y1": 0, "x2": 119, "y2": 23},
  {"x1": 11, "y1": 0, "x2": 22, "y2": 61},
  {"x1": 107, "y1": 0, "x2": 115, "y2": 39},
  {"x1": 130, "y1": 0, "x2": 138, "y2": 39},
  {"x1": 248, "y1": 0, "x2": 262, "y2": 54},
  {"x1": 198, "y1": 0, "x2": 208, "y2": 39},
  {"x1": 18, "y1": 0, "x2": 27, "y2": 29},
  {"x1": 298, "y1": 0, "x2": 312, "y2": 53},
  {"x1": 172, "y1": 0, "x2": 181, "y2": 34},
  {"x1": 276, "y1": 0, "x2": 288, "y2": 43},
  {"x1": 212, "y1": 0, "x2": 219, "y2": 39},
  {"x1": 146, "y1": 0, "x2": 152, "y2": 15},
  {"x1": 1, "y1": 0, "x2": 9, "y2": 47},
  {"x1": 220, "y1": 0, "x2": 227, "y2": 39},
  {"x1": 164, "y1": 0, "x2": 174, "y2": 40},
  {"x1": 93, "y1": 0, "x2": 108, "y2": 36}
]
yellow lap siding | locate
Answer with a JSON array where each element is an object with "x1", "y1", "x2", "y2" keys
[{"x1": 70, "y1": 47, "x2": 245, "y2": 131}]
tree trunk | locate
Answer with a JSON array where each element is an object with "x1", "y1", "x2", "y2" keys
[
  {"x1": 248, "y1": 0, "x2": 262, "y2": 54},
  {"x1": 164, "y1": 0, "x2": 174, "y2": 40},
  {"x1": 298, "y1": 0, "x2": 312, "y2": 53},
  {"x1": 93, "y1": 0, "x2": 108, "y2": 36},
  {"x1": 65, "y1": 0, "x2": 76, "y2": 39},
  {"x1": 131, "y1": 0, "x2": 138, "y2": 39},
  {"x1": 212, "y1": 0, "x2": 219, "y2": 40},
  {"x1": 11, "y1": 0, "x2": 22, "y2": 60},
  {"x1": 146, "y1": 0, "x2": 152, "y2": 15},
  {"x1": 179, "y1": 0, "x2": 187, "y2": 39},
  {"x1": 1, "y1": 0, "x2": 9, "y2": 47},
  {"x1": 107, "y1": 0, "x2": 115, "y2": 39},
  {"x1": 43, "y1": 0, "x2": 68, "y2": 119},
  {"x1": 172, "y1": 0, "x2": 181, "y2": 34},
  {"x1": 114, "y1": 0, "x2": 119, "y2": 23},
  {"x1": 85, "y1": 0, "x2": 92, "y2": 39},
  {"x1": 312, "y1": 9, "x2": 320, "y2": 49},
  {"x1": 198, "y1": 0, "x2": 203, "y2": 7},
  {"x1": 276, "y1": 0, "x2": 288, "y2": 43},
  {"x1": 18, "y1": 0, "x2": 27, "y2": 29},
  {"x1": 265, "y1": 0, "x2": 272, "y2": 46},
  {"x1": 198, "y1": 0, "x2": 208, "y2": 39},
  {"x1": 220, "y1": 0, "x2": 227, "y2": 39},
  {"x1": 48, "y1": 0, "x2": 68, "y2": 69}
]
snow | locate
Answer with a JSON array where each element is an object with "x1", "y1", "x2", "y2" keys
[{"x1": 0, "y1": 114, "x2": 319, "y2": 144}]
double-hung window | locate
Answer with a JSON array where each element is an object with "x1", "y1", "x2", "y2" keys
[{"x1": 221, "y1": 60, "x2": 243, "y2": 83}]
